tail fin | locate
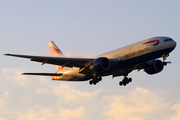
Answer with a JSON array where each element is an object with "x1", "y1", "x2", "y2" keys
[
  {"x1": 48, "y1": 41, "x2": 63, "y2": 55},
  {"x1": 48, "y1": 41, "x2": 64, "y2": 71}
]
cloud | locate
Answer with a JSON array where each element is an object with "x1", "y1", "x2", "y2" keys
[
  {"x1": 35, "y1": 88, "x2": 49, "y2": 94},
  {"x1": 170, "y1": 103, "x2": 180, "y2": 120},
  {"x1": 17, "y1": 105, "x2": 86, "y2": 120},
  {"x1": 1, "y1": 68, "x2": 28, "y2": 87},
  {"x1": 0, "y1": 91, "x2": 10, "y2": 120},
  {"x1": 103, "y1": 88, "x2": 169, "y2": 120},
  {"x1": 58, "y1": 106, "x2": 86, "y2": 120},
  {"x1": 0, "y1": 91, "x2": 9, "y2": 107},
  {"x1": 0, "y1": 68, "x2": 180, "y2": 120},
  {"x1": 53, "y1": 83, "x2": 102, "y2": 104}
]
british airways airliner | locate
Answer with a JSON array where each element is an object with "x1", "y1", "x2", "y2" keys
[{"x1": 5, "y1": 36, "x2": 176, "y2": 86}]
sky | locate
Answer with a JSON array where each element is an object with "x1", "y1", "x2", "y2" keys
[{"x1": 0, "y1": 0, "x2": 180, "y2": 120}]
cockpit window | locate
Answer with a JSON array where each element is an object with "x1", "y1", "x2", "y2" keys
[{"x1": 164, "y1": 39, "x2": 173, "y2": 42}]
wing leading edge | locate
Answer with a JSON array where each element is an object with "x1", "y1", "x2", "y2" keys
[
  {"x1": 4, "y1": 53, "x2": 119, "y2": 68},
  {"x1": 5, "y1": 53, "x2": 94, "y2": 68}
]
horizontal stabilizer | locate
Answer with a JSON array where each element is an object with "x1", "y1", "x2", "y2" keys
[{"x1": 22, "y1": 73, "x2": 62, "y2": 76}]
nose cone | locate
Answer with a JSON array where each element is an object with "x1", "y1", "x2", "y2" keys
[
  {"x1": 163, "y1": 37, "x2": 177, "y2": 53},
  {"x1": 172, "y1": 40, "x2": 177, "y2": 49}
]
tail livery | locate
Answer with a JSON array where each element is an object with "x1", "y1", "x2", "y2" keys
[
  {"x1": 48, "y1": 41, "x2": 63, "y2": 55},
  {"x1": 48, "y1": 41, "x2": 64, "y2": 71}
]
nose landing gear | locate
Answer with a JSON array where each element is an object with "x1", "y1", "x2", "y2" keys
[
  {"x1": 119, "y1": 76, "x2": 132, "y2": 86},
  {"x1": 162, "y1": 54, "x2": 171, "y2": 66}
]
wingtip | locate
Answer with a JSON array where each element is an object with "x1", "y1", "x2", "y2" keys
[
  {"x1": 22, "y1": 73, "x2": 31, "y2": 75},
  {"x1": 4, "y1": 53, "x2": 10, "y2": 56}
]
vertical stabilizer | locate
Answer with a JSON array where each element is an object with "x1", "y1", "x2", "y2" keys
[
  {"x1": 48, "y1": 41, "x2": 63, "y2": 55},
  {"x1": 48, "y1": 41, "x2": 64, "y2": 71}
]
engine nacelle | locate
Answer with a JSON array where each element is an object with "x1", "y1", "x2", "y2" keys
[
  {"x1": 144, "y1": 60, "x2": 164, "y2": 75},
  {"x1": 90, "y1": 57, "x2": 110, "y2": 72}
]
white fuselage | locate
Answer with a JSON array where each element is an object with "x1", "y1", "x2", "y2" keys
[{"x1": 52, "y1": 37, "x2": 176, "y2": 81}]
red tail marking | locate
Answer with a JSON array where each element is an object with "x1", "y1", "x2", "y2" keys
[{"x1": 50, "y1": 46, "x2": 62, "y2": 55}]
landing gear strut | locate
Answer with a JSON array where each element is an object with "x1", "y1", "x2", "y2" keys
[
  {"x1": 162, "y1": 54, "x2": 169, "y2": 66},
  {"x1": 119, "y1": 76, "x2": 132, "y2": 86},
  {"x1": 89, "y1": 76, "x2": 102, "y2": 85}
]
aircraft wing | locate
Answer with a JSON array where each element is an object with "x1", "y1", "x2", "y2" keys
[{"x1": 5, "y1": 53, "x2": 119, "y2": 68}]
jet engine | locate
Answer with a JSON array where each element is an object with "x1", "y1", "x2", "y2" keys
[
  {"x1": 90, "y1": 57, "x2": 110, "y2": 72},
  {"x1": 144, "y1": 60, "x2": 164, "y2": 75}
]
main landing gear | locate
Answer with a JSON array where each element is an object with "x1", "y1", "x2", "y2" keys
[
  {"x1": 89, "y1": 73, "x2": 102, "y2": 85},
  {"x1": 119, "y1": 76, "x2": 132, "y2": 86},
  {"x1": 89, "y1": 76, "x2": 102, "y2": 85}
]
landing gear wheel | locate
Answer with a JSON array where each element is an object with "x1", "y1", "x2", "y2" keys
[
  {"x1": 89, "y1": 76, "x2": 102, "y2": 85},
  {"x1": 98, "y1": 76, "x2": 102, "y2": 81},
  {"x1": 119, "y1": 77, "x2": 132, "y2": 86},
  {"x1": 89, "y1": 80, "x2": 93, "y2": 85},
  {"x1": 119, "y1": 81, "x2": 123, "y2": 86},
  {"x1": 123, "y1": 82, "x2": 126, "y2": 86}
]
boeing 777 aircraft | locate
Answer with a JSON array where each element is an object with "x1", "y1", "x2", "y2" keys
[{"x1": 5, "y1": 37, "x2": 176, "y2": 86}]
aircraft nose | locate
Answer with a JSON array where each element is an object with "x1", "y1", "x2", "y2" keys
[{"x1": 172, "y1": 40, "x2": 177, "y2": 49}]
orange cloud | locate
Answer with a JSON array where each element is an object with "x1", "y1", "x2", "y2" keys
[
  {"x1": 170, "y1": 103, "x2": 180, "y2": 120},
  {"x1": 103, "y1": 88, "x2": 169, "y2": 120}
]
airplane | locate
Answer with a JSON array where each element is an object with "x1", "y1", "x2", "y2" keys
[{"x1": 5, "y1": 36, "x2": 176, "y2": 86}]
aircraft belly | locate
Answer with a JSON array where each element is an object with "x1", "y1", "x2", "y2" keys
[
  {"x1": 51, "y1": 72, "x2": 91, "y2": 81},
  {"x1": 51, "y1": 76, "x2": 73, "y2": 81}
]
